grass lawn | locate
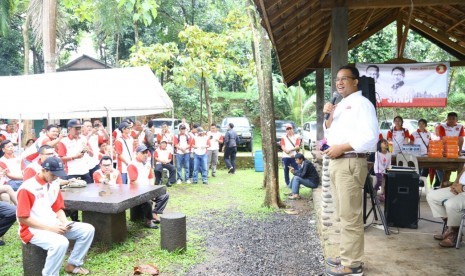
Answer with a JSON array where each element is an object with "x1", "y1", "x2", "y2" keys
[{"x1": 0, "y1": 168, "x2": 306, "y2": 275}]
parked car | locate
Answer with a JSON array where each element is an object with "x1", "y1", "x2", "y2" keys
[
  {"x1": 379, "y1": 119, "x2": 418, "y2": 139},
  {"x1": 220, "y1": 117, "x2": 254, "y2": 152},
  {"x1": 301, "y1": 121, "x2": 317, "y2": 149},
  {"x1": 275, "y1": 120, "x2": 298, "y2": 149},
  {"x1": 150, "y1": 118, "x2": 182, "y2": 135}
]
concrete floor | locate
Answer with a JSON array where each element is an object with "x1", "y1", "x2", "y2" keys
[{"x1": 314, "y1": 188, "x2": 465, "y2": 276}]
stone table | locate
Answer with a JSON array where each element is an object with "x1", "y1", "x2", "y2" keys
[{"x1": 62, "y1": 183, "x2": 166, "y2": 245}]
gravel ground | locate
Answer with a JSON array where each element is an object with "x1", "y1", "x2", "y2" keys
[{"x1": 186, "y1": 201, "x2": 325, "y2": 276}]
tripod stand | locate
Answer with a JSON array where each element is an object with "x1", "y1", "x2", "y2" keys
[{"x1": 363, "y1": 174, "x2": 390, "y2": 235}]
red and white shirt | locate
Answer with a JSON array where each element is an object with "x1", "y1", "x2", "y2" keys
[
  {"x1": 280, "y1": 134, "x2": 301, "y2": 158},
  {"x1": 174, "y1": 133, "x2": 192, "y2": 154},
  {"x1": 207, "y1": 131, "x2": 223, "y2": 151},
  {"x1": 410, "y1": 129, "x2": 431, "y2": 155},
  {"x1": 23, "y1": 160, "x2": 43, "y2": 181},
  {"x1": 0, "y1": 154, "x2": 23, "y2": 182},
  {"x1": 114, "y1": 135, "x2": 135, "y2": 174},
  {"x1": 154, "y1": 148, "x2": 173, "y2": 164},
  {"x1": 85, "y1": 134, "x2": 100, "y2": 170},
  {"x1": 374, "y1": 151, "x2": 392, "y2": 174},
  {"x1": 92, "y1": 169, "x2": 122, "y2": 184},
  {"x1": 16, "y1": 175, "x2": 64, "y2": 243},
  {"x1": 127, "y1": 157, "x2": 154, "y2": 186},
  {"x1": 387, "y1": 127, "x2": 409, "y2": 154},
  {"x1": 192, "y1": 136, "x2": 210, "y2": 155},
  {"x1": 437, "y1": 123, "x2": 465, "y2": 138},
  {"x1": 56, "y1": 135, "x2": 91, "y2": 175}
]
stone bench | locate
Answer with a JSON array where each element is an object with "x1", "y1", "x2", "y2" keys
[
  {"x1": 62, "y1": 183, "x2": 166, "y2": 245},
  {"x1": 22, "y1": 243, "x2": 47, "y2": 276}
]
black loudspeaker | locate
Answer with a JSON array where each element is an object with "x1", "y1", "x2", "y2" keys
[
  {"x1": 358, "y1": 76, "x2": 376, "y2": 110},
  {"x1": 385, "y1": 171, "x2": 419, "y2": 229}
]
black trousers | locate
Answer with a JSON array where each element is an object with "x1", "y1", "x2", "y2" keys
[
  {"x1": 154, "y1": 163, "x2": 176, "y2": 184},
  {"x1": 0, "y1": 202, "x2": 16, "y2": 237},
  {"x1": 224, "y1": 146, "x2": 237, "y2": 171}
]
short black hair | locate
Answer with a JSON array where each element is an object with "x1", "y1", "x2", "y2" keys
[
  {"x1": 377, "y1": 139, "x2": 388, "y2": 152},
  {"x1": 0, "y1": 139, "x2": 11, "y2": 149},
  {"x1": 447, "y1": 112, "x2": 458, "y2": 118},
  {"x1": 38, "y1": 145, "x2": 53, "y2": 154},
  {"x1": 392, "y1": 66, "x2": 405, "y2": 75},
  {"x1": 229, "y1": 123, "x2": 234, "y2": 129},
  {"x1": 338, "y1": 65, "x2": 359, "y2": 79},
  {"x1": 46, "y1": 124, "x2": 58, "y2": 131},
  {"x1": 393, "y1": 116, "x2": 403, "y2": 124},
  {"x1": 100, "y1": 155, "x2": 113, "y2": 164},
  {"x1": 366, "y1": 65, "x2": 379, "y2": 73},
  {"x1": 147, "y1": 121, "x2": 154, "y2": 128},
  {"x1": 294, "y1": 153, "x2": 305, "y2": 160},
  {"x1": 418, "y1": 119, "x2": 427, "y2": 125}
]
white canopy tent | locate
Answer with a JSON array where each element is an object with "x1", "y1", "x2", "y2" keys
[
  {"x1": 0, "y1": 66, "x2": 173, "y2": 119},
  {"x1": 0, "y1": 66, "x2": 173, "y2": 151}
]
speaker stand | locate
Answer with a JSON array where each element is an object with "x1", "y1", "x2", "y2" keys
[{"x1": 363, "y1": 174, "x2": 390, "y2": 235}]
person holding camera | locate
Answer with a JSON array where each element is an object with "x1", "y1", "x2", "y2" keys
[
  {"x1": 280, "y1": 123, "x2": 300, "y2": 187},
  {"x1": 56, "y1": 119, "x2": 93, "y2": 184},
  {"x1": 17, "y1": 156, "x2": 95, "y2": 275}
]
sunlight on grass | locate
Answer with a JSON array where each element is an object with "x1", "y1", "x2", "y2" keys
[{"x1": 1, "y1": 168, "x2": 304, "y2": 275}]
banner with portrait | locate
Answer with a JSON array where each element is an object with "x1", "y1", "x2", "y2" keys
[{"x1": 356, "y1": 62, "x2": 449, "y2": 107}]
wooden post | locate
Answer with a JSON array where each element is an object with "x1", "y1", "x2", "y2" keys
[{"x1": 331, "y1": 7, "x2": 349, "y2": 93}]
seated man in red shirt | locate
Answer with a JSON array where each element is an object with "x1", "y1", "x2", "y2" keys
[
  {"x1": 93, "y1": 156, "x2": 122, "y2": 184},
  {"x1": 17, "y1": 156, "x2": 95, "y2": 275}
]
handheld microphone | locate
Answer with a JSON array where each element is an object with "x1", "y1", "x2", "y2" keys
[{"x1": 325, "y1": 92, "x2": 340, "y2": 120}]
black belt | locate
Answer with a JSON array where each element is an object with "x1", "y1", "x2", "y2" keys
[{"x1": 335, "y1": 152, "x2": 368, "y2": 159}]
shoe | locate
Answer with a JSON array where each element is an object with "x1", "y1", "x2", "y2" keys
[
  {"x1": 176, "y1": 179, "x2": 182, "y2": 184},
  {"x1": 64, "y1": 264, "x2": 90, "y2": 275},
  {"x1": 166, "y1": 183, "x2": 172, "y2": 187},
  {"x1": 325, "y1": 264, "x2": 363, "y2": 276},
  {"x1": 288, "y1": 194, "x2": 301, "y2": 200},
  {"x1": 0, "y1": 240, "x2": 5, "y2": 246},
  {"x1": 203, "y1": 181, "x2": 208, "y2": 185},
  {"x1": 186, "y1": 179, "x2": 191, "y2": 184},
  {"x1": 434, "y1": 226, "x2": 450, "y2": 240},
  {"x1": 193, "y1": 181, "x2": 198, "y2": 184},
  {"x1": 152, "y1": 219, "x2": 161, "y2": 224},
  {"x1": 212, "y1": 173, "x2": 216, "y2": 177},
  {"x1": 228, "y1": 167, "x2": 234, "y2": 174},
  {"x1": 439, "y1": 227, "x2": 459, "y2": 247},
  {"x1": 326, "y1": 257, "x2": 341, "y2": 267},
  {"x1": 144, "y1": 222, "x2": 159, "y2": 229}
]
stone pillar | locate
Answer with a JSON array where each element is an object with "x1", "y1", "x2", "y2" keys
[
  {"x1": 22, "y1": 243, "x2": 47, "y2": 276},
  {"x1": 160, "y1": 213, "x2": 186, "y2": 252}
]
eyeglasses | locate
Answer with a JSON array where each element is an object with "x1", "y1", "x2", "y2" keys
[{"x1": 334, "y1": 76, "x2": 356, "y2": 83}]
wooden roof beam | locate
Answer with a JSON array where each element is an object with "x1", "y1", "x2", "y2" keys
[
  {"x1": 360, "y1": 9, "x2": 374, "y2": 32},
  {"x1": 319, "y1": 29, "x2": 332, "y2": 63},
  {"x1": 410, "y1": 20, "x2": 465, "y2": 58},
  {"x1": 348, "y1": 12, "x2": 398, "y2": 49},
  {"x1": 448, "y1": 18, "x2": 465, "y2": 33},
  {"x1": 320, "y1": 0, "x2": 464, "y2": 10}
]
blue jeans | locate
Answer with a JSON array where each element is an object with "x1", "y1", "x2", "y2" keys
[
  {"x1": 291, "y1": 176, "x2": 318, "y2": 194},
  {"x1": 193, "y1": 154, "x2": 208, "y2": 183},
  {"x1": 176, "y1": 153, "x2": 190, "y2": 181},
  {"x1": 121, "y1": 173, "x2": 128, "y2": 185},
  {"x1": 30, "y1": 222, "x2": 95, "y2": 276},
  {"x1": 7, "y1": 180, "x2": 23, "y2": 191},
  {"x1": 0, "y1": 202, "x2": 16, "y2": 237},
  {"x1": 282, "y1": 157, "x2": 298, "y2": 187}
]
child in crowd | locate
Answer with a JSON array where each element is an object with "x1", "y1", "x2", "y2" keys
[
  {"x1": 387, "y1": 116, "x2": 410, "y2": 154},
  {"x1": 374, "y1": 139, "x2": 391, "y2": 202}
]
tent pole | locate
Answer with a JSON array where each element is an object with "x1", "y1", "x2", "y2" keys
[{"x1": 106, "y1": 107, "x2": 113, "y2": 159}]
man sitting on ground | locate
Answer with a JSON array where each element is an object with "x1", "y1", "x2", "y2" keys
[
  {"x1": 17, "y1": 156, "x2": 95, "y2": 275},
  {"x1": 288, "y1": 153, "x2": 320, "y2": 200}
]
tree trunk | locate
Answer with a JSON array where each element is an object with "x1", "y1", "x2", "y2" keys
[
  {"x1": 42, "y1": 0, "x2": 57, "y2": 73},
  {"x1": 204, "y1": 77, "x2": 212, "y2": 126},
  {"x1": 248, "y1": 3, "x2": 284, "y2": 209},
  {"x1": 199, "y1": 71, "x2": 203, "y2": 125},
  {"x1": 22, "y1": 14, "x2": 30, "y2": 75}
]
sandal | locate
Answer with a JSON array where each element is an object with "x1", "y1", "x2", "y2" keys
[
  {"x1": 288, "y1": 194, "x2": 301, "y2": 200},
  {"x1": 65, "y1": 264, "x2": 90, "y2": 275}
]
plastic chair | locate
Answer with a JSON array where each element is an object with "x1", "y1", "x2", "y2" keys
[
  {"x1": 396, "y1": 153, "x2": 429, "y2": 193},
  {"x1": 456, "y1": 211, "x2": 465, "y2": 249}
]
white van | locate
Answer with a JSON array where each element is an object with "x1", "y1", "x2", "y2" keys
[
  {"x1": 150, "y1": 118, "x2": 182, "y2": 135},
  {"x1": 301, "y1": 121, "x2": 317, "y2": 149}
]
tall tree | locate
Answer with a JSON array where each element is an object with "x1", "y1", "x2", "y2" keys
[{"x1": 248, "y1": 1, "x2": 283, "y2": 208}]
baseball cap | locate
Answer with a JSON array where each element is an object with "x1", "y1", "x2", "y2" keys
[
  {"x1": 118, "y1": 121, "x2": 131, "y2": 131},
  {"x1": 67, "y1": 119, "x2": 82, "y2": 128},
  {"x1": 136, "y1": 144, "x2": 149, "y2": 153},
  {"x1": 42, "y1": 156, "x2": 68, "y2": 178}
]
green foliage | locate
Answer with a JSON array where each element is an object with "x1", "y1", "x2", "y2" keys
[{"x1": 0, "y1": 19, "x2": 23, "y2": 76}]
